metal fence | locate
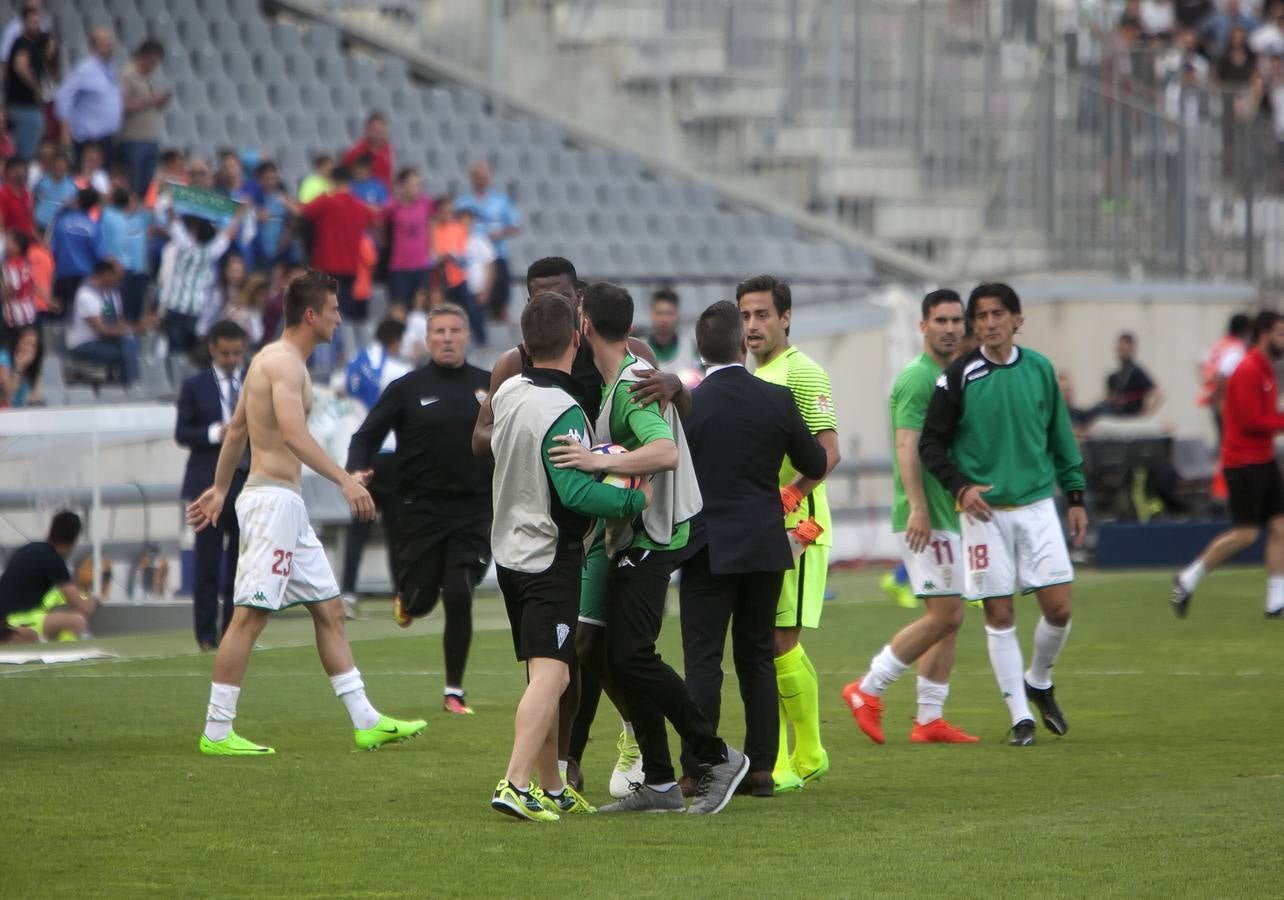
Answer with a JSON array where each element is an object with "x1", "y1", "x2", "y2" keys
[{"x1": 331, "y1": 0, "x2": 1284, "y2": 283}]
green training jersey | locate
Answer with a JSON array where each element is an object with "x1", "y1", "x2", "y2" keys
[
  {"x1": 604, "y1": 354, "x2": 690, "y2": 552},
  {"x1": 754, "y1": 346, "x2": 837, "y2": 547},
  {"x1": 919, "y1": 345, "x2": 1085, "y2": 508},
  {"x1": 890, "y1": 353, "x2": 959, "y2": 533}
]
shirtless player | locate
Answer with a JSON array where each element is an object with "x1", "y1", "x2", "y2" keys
[{"x1": 188, "y1": 270, "x2": 427, "y2": 755}]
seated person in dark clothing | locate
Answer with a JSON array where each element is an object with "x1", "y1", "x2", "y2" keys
[
  {"x1": 1100, "y1": 332, "x2": 1162, "y2": 417},
  {"x1": 0, "y1": 511, "x2": 99, "y2": 643}
]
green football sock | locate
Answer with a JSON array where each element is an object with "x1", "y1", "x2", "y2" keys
[{"x1": 776, "y1": 643, "x2": 825, "y2": 772}]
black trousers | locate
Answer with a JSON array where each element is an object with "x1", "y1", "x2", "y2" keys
[
  {"x1": 341, "y1": 454, "x2": 399, "y2": 594},
  {"x1": 192, "y1": 470, "x2": 246, "y2": 646},
  {"x1": 606, "y1": 546, "x2": 724, "y2": 784},
  {"x1": 678, "y1": 546, "x2": 783, "y2": 777}
]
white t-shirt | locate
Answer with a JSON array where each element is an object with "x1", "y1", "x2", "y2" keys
[
  {"x1": 1218, "y1": 343, "x2": 1247, "y2": 377},
  {"x1": 401, "y1": 310, "x2": 428, "y2": 364},
  {"x1": 465, "y1": 233, "x2": 496, "y2": 297},
  {"x1": 67, "y1": 283, "x2": 121, "y2": 349}
]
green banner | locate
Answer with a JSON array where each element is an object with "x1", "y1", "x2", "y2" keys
[{"x1": 169, "y1": 182, "x2": 241, "y2": 220}]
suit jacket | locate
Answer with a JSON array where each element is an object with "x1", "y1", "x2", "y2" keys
[
  {"x1": 176, "y1": 367, "x2": 248, "y2": 501},
  {"x1": 682, "y1": 364, "x2": 828, "y2": 575}
]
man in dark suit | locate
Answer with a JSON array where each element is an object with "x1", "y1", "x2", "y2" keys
[
  {"x1": 677, "y1": 301, "x2": 829, "y2": 796},
  {"x1": 175, "y1": 320, "x2": 249, "y2": 650}
]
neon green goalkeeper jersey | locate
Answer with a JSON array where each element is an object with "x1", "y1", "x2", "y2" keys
[{"x1": 754, "y1": 346, "x2": 836, "y2": 547}]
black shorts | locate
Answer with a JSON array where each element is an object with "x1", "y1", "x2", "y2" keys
[
  {"x1": 496, "y1": 540, "x2": 582, "y2": 664},
  {"x1": 1225, "y1": 462, "x2": 1284, "y2": 526},
  {"x1": 394, "y1": 517, "x2": 491, "y2": 617}
]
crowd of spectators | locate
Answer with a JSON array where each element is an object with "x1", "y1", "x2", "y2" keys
[{"x1": 0, "y1": 5, "x2": 522, "y2": 407}]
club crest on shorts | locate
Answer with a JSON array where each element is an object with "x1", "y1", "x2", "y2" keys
[{"x1": 556, "y1": 623, "x2": 570, "y2": 649}]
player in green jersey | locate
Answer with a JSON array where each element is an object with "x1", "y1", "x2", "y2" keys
[
  {"x1": 737, "y1": 275, "x2": 841, "y2": 791},
  {"x1": 919, "y1": 283, "x2": 1087, "y2": 747},
  {"x1": 842, "y1": 289, "x2": 979, "y2": 745}
]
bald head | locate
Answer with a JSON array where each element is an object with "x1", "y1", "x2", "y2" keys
[{"x1": 91, "y1": 26, "x2": 114, "y2": 60}]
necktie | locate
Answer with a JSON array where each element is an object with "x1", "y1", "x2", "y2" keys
[{"x1": 226, "y1": 374, "x2": 239, "y2": 420}]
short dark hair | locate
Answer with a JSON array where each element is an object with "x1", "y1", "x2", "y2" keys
[
  {"x1": 366, "y1": 111, "x2": 386, "y2": 126},
  {"x1": 284, "y1": 269, "x2": 338, "y2": 326},
  {"x1": 396, "y1": 166, "x2": 418, "y2": 184},
  {"x1": 111, "y1": 186, "x2": 130, "y2": 209},
  {"x1": 526, "y1": 257, "x2": 578, "y2": 295},
  {"x1": 352, "y1": 153, "x2": 374, "y2": 169},
  {"x1": 696, "y1": 300, "x2": 743, "y2": 365},
  {"x1": 311, "y1": 153, "x2": 332, "y2": 168},
  {"x1": 652, "y1": 286, "x2": 679, "y2": 308},
  {"x1": 522, "y1": 292, "x2": 578, "y2": 362},
  {"x1": 375, "y1": 318, "x2": 406, "y2": 347},
  {"x1": 77, "y1": 187, "x2": 100, "y2": 211},
  {"x1": 48, "y1": 510, "x2": 82, "y2": 546},
  {"x1": 1252, "y1": 310, "x2": 1283, "y2": 342},
  {"x1": 735, "y1": 274, "x2": 791, "y2": 318},
  {"x1": 1229, "y1": 313, "x2": 1253, "y2": 338},
  {"x1": 330, "y1": 165, "x2": 352, "y2": 184},
  {"x1": 135, "y1": 38, "x2": 164, "y2": 59},
  {"x1": 9, "y1": 230, "x2": 31, "y2": 255},
  {"x1": 4, "y1": 156, "x2": 25, "y2": 174},
  {"x1": 966, "y1": 282, "x2": 1022, "y2": 319},
  {"x1": 93, "y1": 259, "x2": 118, "y2": 277},
  {"x1": 208, "y1": 320, "x2": 247, "y2": 345},
  {"x1": 921, "y1": 288, "x2": 962, "y2": 320},
  {"x1": 160, "y1": 148, "x2": 184, "y2": 167},
  {"x1": 582, "y1": 282, "x2": 633, "y2": 342},
  {"x1": 254, "y1": 160, "x2": 277, "y2": 178},
  {"x1": 1118, "y1": 331, "x2": 1136, "y2": 345}
]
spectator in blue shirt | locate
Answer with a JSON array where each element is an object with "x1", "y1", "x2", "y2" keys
[
  {"x1": 99, "y1": 187, "x2": 153, "y2": 323},
  {"x1": 350, "y1": 154, "x2": 389, "y2": 207},
  {"x1": 53, "y1": 26, "x2": 122, "y2": 167},
  {"x1": 33, "y1": 149, "x2": 77, "y2": 235},
  {"x1": 248, "y1": 160, "x2": 299, "y2": 272},
  {"x1": 213, "y1": 149, "x2": 257, "y2": 269},
  {"x1": 49, "y1": 188, "x2": 102, "y2": 319},
  {"x1": 455, "y1": 161, "x2": 520, "y2": 323}
]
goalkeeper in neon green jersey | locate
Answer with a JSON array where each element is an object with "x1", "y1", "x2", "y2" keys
[{"x1": 737, "y1": 275, "x2": 840, "y2": 792}]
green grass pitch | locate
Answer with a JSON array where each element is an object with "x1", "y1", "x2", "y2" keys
[{"x1": 2, "y1": 568, "x2": 1281, "y2": 899}]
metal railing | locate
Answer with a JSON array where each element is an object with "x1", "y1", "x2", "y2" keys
[{"x1": 326, "y1": 0, "x2": 1282, "y2": 283}]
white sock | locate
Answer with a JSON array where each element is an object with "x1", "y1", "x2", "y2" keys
[
  {"x1": 915, "y1": 677, "x2": 949, "y2": 725},
  {"x1": 1025, "y1": 617, "x2": 1071, "y2": 690},
  {"x1": 648, "y1": 781, "x2": 677, "y2": 791},
  {"x1": 444, "y1": 686, "x2": 463, "y2": 698},
  {"x1": 1268, "y1": 577, "x2": 1284, "y2": 614},
  {"x1": 204, "y1": 682, "x2": 240, "y2": 741},
  {"x1": 330, "y1": 668, "x2": 380, "y2": 729},
  {"x1": 985, "y1": 625, "x2": 1034, "y2": 726},
  {"x1": 622, "y1": 720, "x2": 635, "y2": 738},
  {"x1": 1178, "y1": 559, "x2": 1206, "y2": 593},
  {"x1": 859, "y1": 645, "x2": 909, "y2": 697},
  {"x1": 558, "y1": 759, "x2": 569, "y2": 781}
]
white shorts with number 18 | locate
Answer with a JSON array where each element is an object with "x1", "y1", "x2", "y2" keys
[{"x1": 959, "y1": 497, "x2": 1074, "y2": 601}]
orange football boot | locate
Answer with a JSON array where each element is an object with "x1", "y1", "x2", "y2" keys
[
  {"x1": 841, "y1": 681, "x2": 885, "y2": 745},
  {"x1": 910, "y1": 718, "x2": 980, "y2": 743}
]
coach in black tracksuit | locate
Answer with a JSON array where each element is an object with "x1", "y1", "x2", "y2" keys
[
  {"x1": 677, "y1": 301, "x2": 828, "y2": 795},
  {"x1": 347, "y1": 304, "x2": 493, "y2": 709}
]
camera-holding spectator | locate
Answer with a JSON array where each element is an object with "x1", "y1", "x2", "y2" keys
[
  {"x1": 73, "y1": 140, "x2": 110, "y2": 196},
  {"x1": 349, "y1": 153, "x2": 388, "y2": 208},
  {"x1": 298, "y1": 153, "x2": 333, "y2": 203},
  {"x1": 220, "y1": 273, "x2": 268, "y2": 348},
  {"x1": 247, "y1": 160, "x2": 298, "y2": 272},
  {"x1": 99, "y1": 186, "x2": 153, "y2": 323},
  {"x1": 66, "y1": 258, "x2": 141, "y2": 385},
  {"x1": 342, "y1": 111, "x2": 393, "y2": 192},
  {"x1": 158, "y1": 209, "x2": 246, "y2": 360},
  {"x1": 456, "y1": 161, "x2": 519, "y2": 323},
  {"x1": 5, "y1": 4, "x2": 49, "y2": 161},
  {"x1": 1099, "y1": 332, "x2": 1163, "y2": 417},
  {"x1": 49, "y1": 186, "x2": 100, "y2": 318},
  {"x1": 0, "y1": 325, "x2": 42, "y2": 407},
  {"x1": 117, "y1": 39, "x2": 169, "y2": 198},
  {"x1": 54, "y1": 26, "x2": 121, "y2": 166},
  {"x1": 0, "y1": 156, "x2": 34, "y2": 239},
  {"x1": 32, "y1": 146, "x2": 73, "y2": 233},
  {"x1": 385, "y1": 166, "x2": 433, "y2": 313},
  {"x1": 3, "y1": 230, "x2": 41, "y2": 332},
  {"x1": 456, "y1": 206, "x2": 493, "y2": 346}
]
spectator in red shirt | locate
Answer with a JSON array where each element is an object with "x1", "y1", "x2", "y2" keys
[
  {"x1": 1173, "y1": 310, "x2": 1284, "y2": 618},
  {"x1": 300, "y1": 165, "x2": 375, "y2": 326},
  {"x1": 341, "y1": 112, "x2": 393, "y2": 191},
  {"x1": 0, "y1": 157, "x2": 35, "y2": 239}
]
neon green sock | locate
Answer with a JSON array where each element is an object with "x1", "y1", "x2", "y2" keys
[
  {"x1": 776, "y1": 643, "x2": 824, "y2": 771},
  {"x1": 773, "y1": 697, "x2": 792, "y2": 776}
]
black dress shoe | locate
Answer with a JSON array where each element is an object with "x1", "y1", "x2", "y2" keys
[{"x1": 734, "y1": 770, "x2": 775, "y2": 797}]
